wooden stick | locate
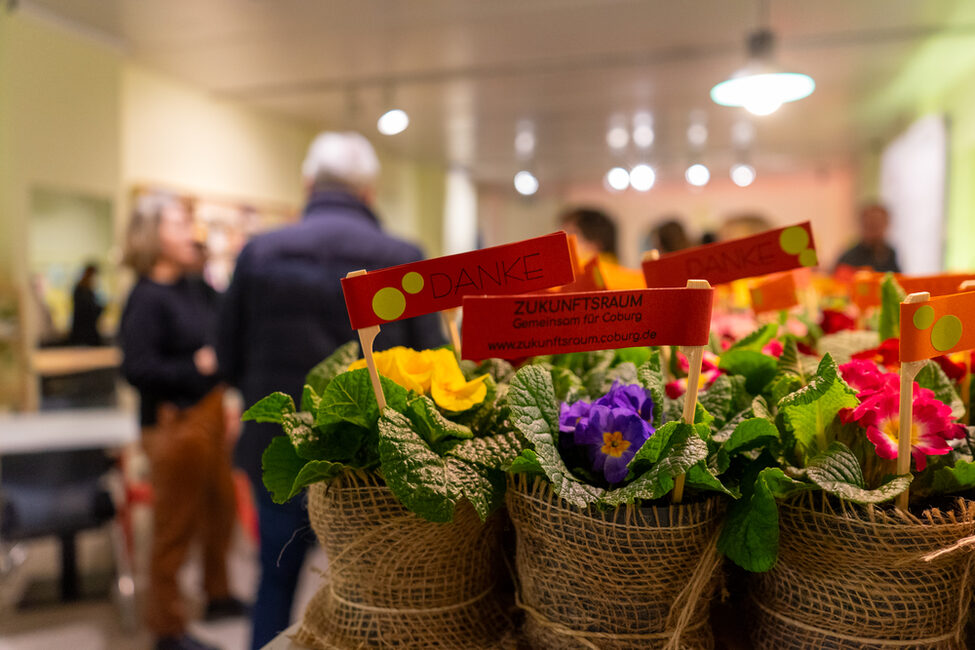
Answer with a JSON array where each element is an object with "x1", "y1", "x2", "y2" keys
[
  {"x1": 959, "y1": 281, "x2": 975, "y2": 424},
  {"x1": 440, "y1": 308, "x2": 463, "y2": 360},
  {"x1": 673, "y1": 279, "x2": 711, "y2": 504},
  {"x1": 896, "y1": 291, "x2": 929, "y2": 511},
  {"x1": 346, "y1": 270, "x2": 387, "y2": 410}
]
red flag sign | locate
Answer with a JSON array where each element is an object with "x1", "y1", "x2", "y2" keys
[
  {"x1": 461, "y1": 287, "x2": 713, "y2": 360},
  {"x1": 900, "y1": 291, "x2": 975, "y2": 362},
  {"x1": 642, "y1": 221, "x2": 817, "y2": 288},
  {"x1": 341, "y1": 232, "x2": 574, "y2": 329},
  {"x1": 750, "y1": 272, "x2": 799, "y2": 314}
]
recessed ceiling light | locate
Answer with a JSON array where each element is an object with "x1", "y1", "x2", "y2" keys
[
  {"x1": 605, "y1": 167, "x2": 630, "y2": 192},
  {"x1": 685, "y1": 163, "x2": 710, "y2": 187},
  {"x1": 513, "y1": 170, "x2": 539, "y2": 196},
  {"x1": 377, "y1": 108, "x2": 409, "y2": 135},
  {"x1": 731, "y1": 163, "x2": 756, "y2": 187},
  {"x1": 629, "y1": 164, "x2": 656, "y2": 191}
]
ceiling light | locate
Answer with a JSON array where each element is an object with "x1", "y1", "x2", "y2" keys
[
  {"x1": 629, "y1": 164, "x2": 656, "y2": 192},
  {"x1": 605, "y1": 167, "x2": 630, "y2": 192},
  {"x1": 606, "y1": 126, "x2": 629, "y2": 150},
  {"x1": 633, "y1": 112, "x2": 654, "y2": 148},
  {"x1": 711, "y1": 29, "x2": 815, "y2": 116},
  {"x1": 731, "y1": 163, "x2": 756, "y2": 187},
  {"x1": 687, "y1": 122, "x2": 708, "y2": 148},
  {"x1": 377, "y1": 108, "x2": 409, "y2": 135},
  {"x1": 685, "y1": 163, "x2": 710, "y2": 187},
  {"x1": 513, "y1": 170, "x2": 539, "y2": 196},
  {"x1": 515, "y1": 121, "x2": 536, "y2": 157}
]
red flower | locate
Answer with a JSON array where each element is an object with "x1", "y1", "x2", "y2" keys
[{"x1": 820, "y1": 309, "x2": 856, "y2": 335}]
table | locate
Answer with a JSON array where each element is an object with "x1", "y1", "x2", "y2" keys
[
  {"x1": 263, "y1": 623, "x2": 308, "y2": 650},
  {"x1": 0, "y1": 408, "x2": 137, "y2": 454}
]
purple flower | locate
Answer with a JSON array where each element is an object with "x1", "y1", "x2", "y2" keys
[
  {"x1": 559, "y1": 400, "x2": 592, "y2": 434},
  {"x1": 594, "y1": 381, "x2": 654, "y2": 422},
  {"x1": 574, "y1": 406, "x2": 653, "y2": 484}
]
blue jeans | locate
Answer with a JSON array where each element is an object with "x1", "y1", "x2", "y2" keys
[{"x1": 249, "y1": 482, "x2": 314, "y2": 650}]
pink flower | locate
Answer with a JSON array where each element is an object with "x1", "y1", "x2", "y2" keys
[
  {"x1": 762, "y1": 340, "x2": 784, "y2": 358},
  {"x1": 839, "y1": 359, "x2": 897, "y2": 394},
  {"x1": 848, "y1": 382, "x2": 966, "y2": 472},
  {"x1": 669, "y1": 350, "x2": 723, "y2": 398}
]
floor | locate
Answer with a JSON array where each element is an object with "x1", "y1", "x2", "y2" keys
[{"x1": 0, "y1": 513, "x2": 326, "y2": 650}]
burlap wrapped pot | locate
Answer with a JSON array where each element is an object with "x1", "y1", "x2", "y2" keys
[
  {"x1": 293, "y1": 471, "x2": 512, "y2": 649},
  {"x1": 506, "y1": 474, "x2": 725, "y2": 650},
  {"x1": 749, "y1": 492, "x2": 975, "y2": 649}
]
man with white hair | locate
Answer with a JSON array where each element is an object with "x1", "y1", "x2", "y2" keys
[{"x1": 217, "y1": 132, "x2": 443, "y2": 649}]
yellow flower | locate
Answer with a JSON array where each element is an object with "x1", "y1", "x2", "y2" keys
[{"x1": 348, "y1": 347, "x2": 488, "y2": 411}]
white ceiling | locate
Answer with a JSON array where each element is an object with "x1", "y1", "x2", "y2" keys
[{"x1": 24, "y1": 0, "x2": 975, "y2": 185}]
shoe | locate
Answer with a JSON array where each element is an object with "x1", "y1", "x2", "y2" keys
[
  {"x1": 155, "y1": 634, "x2": 220, "y2": 650},
  {"x1": 204, "y1": 596, "x2": 250, "y2": 621}
]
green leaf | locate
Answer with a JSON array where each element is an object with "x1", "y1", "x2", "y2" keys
[
  {"x1": 916, "y1": 360, "x2": 965, "y2": 420},
  {"x1": 446, "y1": 457, "x2": 506, "y2": 521},
  {"x1": 316, "y1": 369, "x2": 408, "y2": 430},
  {"x1": 778, "y1": 354, "x2": 858, "y2": 462},
  {"x1": 817, "y1": 330, "x2": 881, "y2": 365},
  {"x1": 719, "y1": 349, "x2": 779, "y2": 395},
  {"x1": 777, "y1": 339, "x2": 815, "y2": 384},
  {"x1": 305, "y1": 341, "x2": 361, "y2": 394},
  {"x1": 377, "y1": 410, "x2": 456, "y2": 523},
  {"x1": 685, "y1": 462, "x2": 737, "y2": 497},
  {"x1": 929, "y1": 459, "x2": 975, "y2": 494},
  {"x1": 629, "y1": 420, "x2": 682, "y2": 470},
  {"x1": 769, "y1": 373, "x2": 803, "y2": 404},
  {"x1": 878, "y1": 273, "x2": 905, "y2": 342},
  {"x1": 718, "y1": 466, "x2": 809, "y2": 572},
  {"x1": 407, "y1": 395, "x2": 474, "y2": 446},
  {"x1": 550, "y1": 366, "x2": 584, "y2": 403},
  {"x1": 637, "y1": 350, "x2": 665, "y2": 426},
  {"x1": 473, "y1": 358, "x2": 516, "y2": 384},
  {"x1": 508, "y1": 365, "x2": 605, "y2": 507},
  {"x1": 291, "y1": 460, "x2": 346, "y2": 495},
  {"x1": 805, "y1": 442, "x2": 911, "y2": 503},
  {"x1": 261, "y1": 436, "x2": 305, "y2": 503},
  {"x1": 724, "y1": 417, "x2": 779, "y2": 457},
  {"x1": 507, "y1": 449, "x2": 545, "y2": 475},
  {"x1": 280, "y1": 411, "x2": 321, "y2": 458},
  {"x1": 447, "y1": 430, "x2": 523, "y2": 471},
  {"x1": 614, "y1": 347, "x2": 652, "y2": 368},
  {"x1": 600, "y1": 424, "x2": 707, "y2": 506},
  {"x1": 602, "y1": 362, "x2": 639, "y2": 394},
  {"x1": 242, "y1": 392, "x2": 295, "y2": 424},
  {"x1": 300, "y1": 385, "x2": 321, "y2": 414},
  {"x1": 727, "y1": 323, "x2": 778, "y2": 352}
]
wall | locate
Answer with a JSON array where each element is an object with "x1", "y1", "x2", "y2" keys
[{"x1": 479, "y1": 166, "x2": 857, "y2": 271}]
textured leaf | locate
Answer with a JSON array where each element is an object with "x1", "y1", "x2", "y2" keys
[
  {"x1": 291, "y1": 460, "x2": 345, "y2": 495},
  {"x1": 685, "y1": 462, "x2": 737, "y2": 497},
  {"x1": 777, "y1": 339, "x2": 816, "y2": 384},
  {"x1": 507, "y1": 449, "x2": 545, "y2": 475},
  {"x1": 728, "y1": 323, "x2": 778, "y2": 352},
  {"x1": 718, "y1": 467, "x2": 809, "y2": 572},
  {"x1": 699, "y1": 374, "x2": 734, "y2": 424},
  {"x1": 446, "y1": 430, "x2": 523, "y2": 471},
  {"x1": 878, "y1": 274, "x2": 905, "y2": 342},
  {"x1": 601, "y1": 362, "x2": 639, "y2": 394},
  {"x1": 407, "y1": 395, "x2": 474, "y2": 446},
  {"x1": 778, "y1": 355, "x2": 858, "y2": 462},
  {"x1": 377, "y1": 410, "x2": 456, "y2": 522},
  {"x1": 637, "y1": 350, "x2": 666, "y2": 426},
  {"x1": 719, "y1": 349, "x2": 779, "y2": 395},
  {"x1": 629, "y1": 421, "x2": 682, "y2": 470},
  {"x1": 805, "y1": 442, "x2": 911, "y2": 503},
  {"x1": 725, "y1": 418, "x2": 779, "y2": 457},
  {"x1": 916, "y1": 361, "x2": 965, "y2": 420},
  {"x1": 600, "y1": 425, "x2": 707, "y2": 506},
  {"x1": 817, "y1": 330, "x2": 881, "y2": 365},
  {"x1": 242, "y1": 392, "x2": 295, "y2": 424},
  {"x1": 614, "y1": 347, "x2": 652, "y2": 368},
  {"x1": 305, "y1": 341, "x2": 361, "y2": 394},
  {"x1": 508, "y1": 366, "x2": 605, "y2": 507},
  {"x1": 550, "y1": 366, "x2": 585, "y2": 403},
  {"x1": 316, "y1": 369, "x2": 408, "y2": 430},
  {"x1": 769, "y1": 373, "x2": 804, "y2": 404},
  {"x1": 446, "y1": 457, "x2": 506, "y2": 521},
  {"x1": 301, "y1": 385, "x2": 321, "y2": 414}
]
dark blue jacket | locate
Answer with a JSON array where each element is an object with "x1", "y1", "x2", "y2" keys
[{"x1": 217, "y1": 190, "x2": 444, "y2": 484}]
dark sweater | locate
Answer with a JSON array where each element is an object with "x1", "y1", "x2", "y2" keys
[
  {"x1": 119, "y1": 276, "x2": 220, "y2": 427},
  {"x1": 217, "y1": 190, "x2": 444, "y2": 484}
]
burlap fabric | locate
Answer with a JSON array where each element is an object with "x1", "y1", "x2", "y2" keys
[
  {"x1": 749, "y1": 492, "x2": 975, "y2": 649},
  {"x1": 293, "y1": 472, "x2": 512, "y2": 649},
  {"x1": 506, "y1": 475, "x2": 725, "y2": 650}
]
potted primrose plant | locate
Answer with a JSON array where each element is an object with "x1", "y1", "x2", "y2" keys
[
  {"x1": 502, "y1": 347, "x2": 770, "y2": 649},
  {"x1": 247, "y1": 342, "x2": 520, "y2": 649}
]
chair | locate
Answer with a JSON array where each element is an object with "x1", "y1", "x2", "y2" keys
[{"x1": 0, "y1": 449, "x2": 118, "y2": 602}]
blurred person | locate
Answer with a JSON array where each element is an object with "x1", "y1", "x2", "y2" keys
[
  {"x1": 68, "y1": 263, "x2": 104, "y2": 346},
  {"x1": 119, "y1": 195, "x2": 245, "y2": 650},
  {"x1": 835, "y1": 202, "x2": 901, "y2": 273},
  {"x1": 217, "y1": 131, "x2": 444, "y2": 649},
  {"x1": 650, "y1": 218, "x2": 691, "y2": 254},
  {"x1": 700, "y1": 231, "x2": 718, "y2": 246},
  {"x1": 719, "y1": 213, "x2": 772, "y2": 241},
  {"x1": 559, "y1": 206, "x2": 619, "y2": 262}
]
